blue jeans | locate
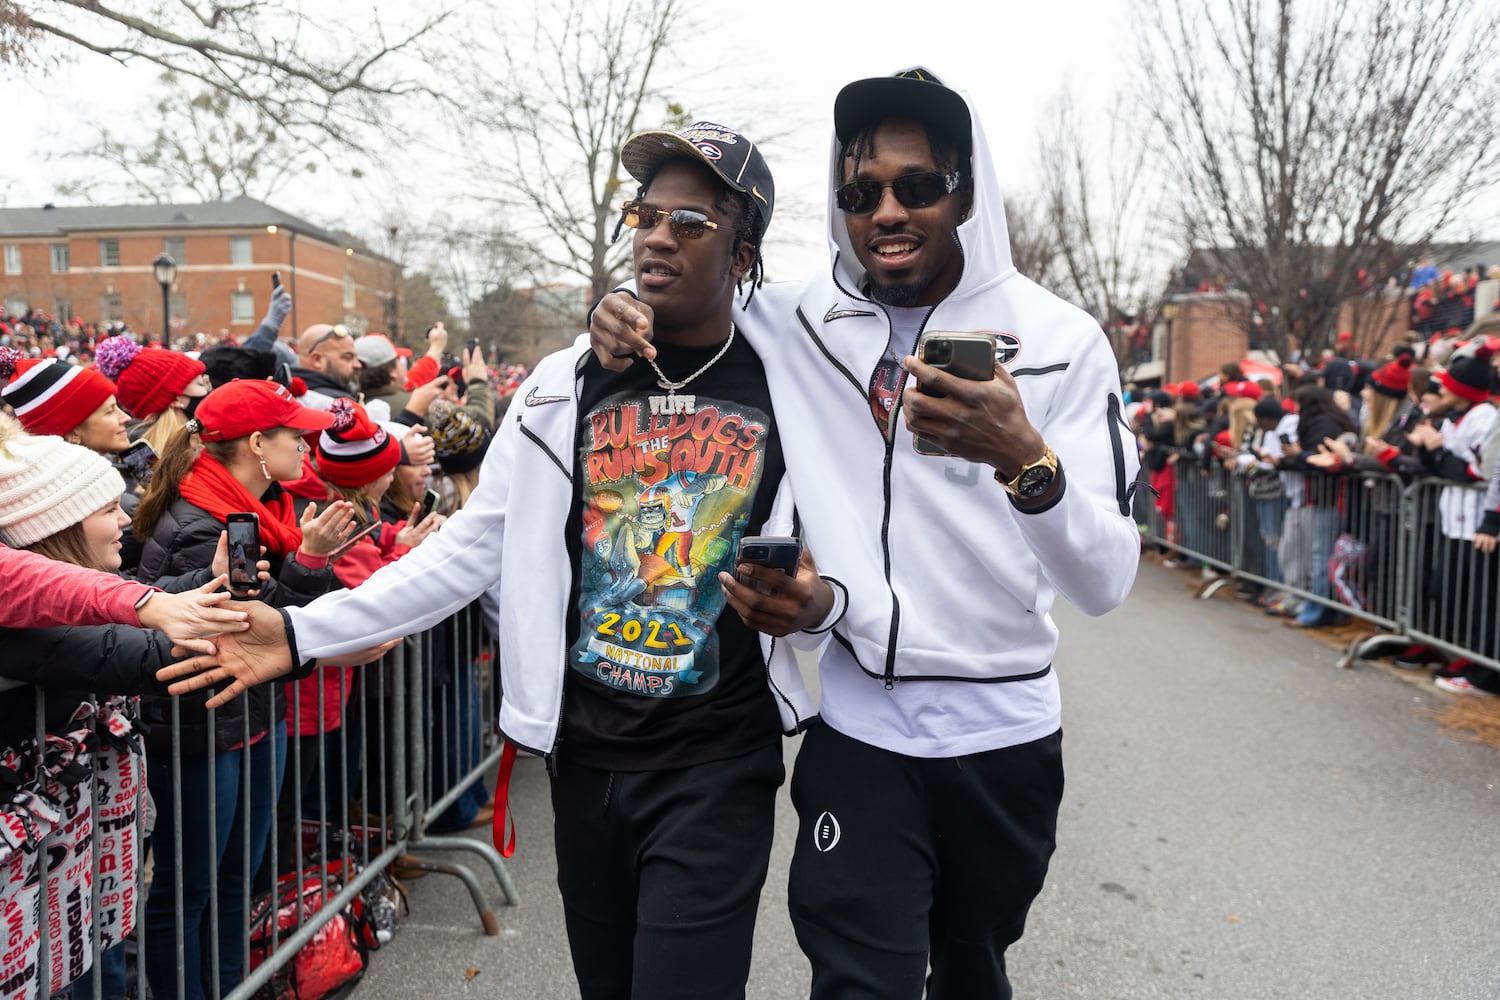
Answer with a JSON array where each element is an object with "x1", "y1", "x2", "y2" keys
[
  {"x1": 60, "y1": 941, "x2": 126, "y2": 999},
  {"x1": 1297, "y1": 505, "x2": 1343, "y2": 625},
  {"x1": 1254, "y1": 497, "x2": 1288, "y2": 583},
  {"x1": 144, "y1": 722, "x2": 288, "y2": 1000},
  {"x1": 428, "y1": 674, "x2": 490, "y2": 833}
]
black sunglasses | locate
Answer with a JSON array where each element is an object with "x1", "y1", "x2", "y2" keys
[
  {"x1": 835, "y1": 171, "x2": 961, "y2": 215},
  {"x1": 620, "y1": 200, "x2": 737, "y2": 240}
]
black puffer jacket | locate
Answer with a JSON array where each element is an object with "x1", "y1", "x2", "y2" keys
[
  {"x1": 0, "y1": 623, "x2": 177, "y2": 745},
  {"x1": 136, "y1": 491, "x2": 336, "y2": 755}
]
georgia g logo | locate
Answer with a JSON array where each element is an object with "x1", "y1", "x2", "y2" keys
[
  {"x1": 812, "y1": 810, "x2": 841, "y2": 853},
  {"x1": 990, "y1": 332, "x2": 1022, "y2": 367},
  {"x1": 694, "y1": 141, "x2": 723, "y2": 162}
]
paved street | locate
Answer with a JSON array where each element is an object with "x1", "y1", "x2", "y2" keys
[{"x1": 353, "y1": 561, "x2": 1500, "y2": 999}]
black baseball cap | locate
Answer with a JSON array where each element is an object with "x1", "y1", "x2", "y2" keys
[
  {"x1": 621, "y1": 121, "x2": 774, "y2": 232},
  {"x1": 834, "y1": 66, "x2": 972, "y2": 157}
]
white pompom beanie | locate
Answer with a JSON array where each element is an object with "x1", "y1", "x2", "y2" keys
[{"x1": 0, "y1": 416, "x2": 125, "y2": 548}]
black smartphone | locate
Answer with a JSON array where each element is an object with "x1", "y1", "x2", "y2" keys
[
  {"x1": 327, "y1": 519, "x2": 381, "y2": 559},
  {"x1": 736, "y1": 535, "x2": 802, "y2": 577},
  {"x1": 226, "y1": 512, "x2": 260, "y2": 594},
  {"x1": 410, "y1": 487, "x2": 441, "y2": 526},
  {"x1": 466, "y1": 337, "x2": 481, "y2": 359},
  {"x1": 119, "y1": 439, "x2": 157, "y2": 479},
  {"x1": 1279, "y1": 433, "x2": 1294, "y2": 446},
  {"x1": 914, "y1": 332, "x2": 997, "y2": 455},
  {"x1": 271, "y1": 271, "x2": 281, "y2": 290}
]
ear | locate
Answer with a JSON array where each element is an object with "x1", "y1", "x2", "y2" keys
[
  {"x1": 247, "y1": 429, "x2": 265, "y2": 456},
  {"x1": 729, "y1": 240, "x2": 756, "y2": 282}
]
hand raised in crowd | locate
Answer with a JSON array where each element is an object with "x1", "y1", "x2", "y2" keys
[
  {"x1": 402, "y1": 425, "x2": 436, "y2": 467},
  {"x1": 157, "y1": 600, "x2": 401, "y2": 709},
  {"x1": 396, "y1": 510, "x2": 445, "y2": 549},
  {"x1": 136, "y1": 575, "x2": 249, "y2": 654},
  {"x1": 1475, "y1": 532, "x2": 1498, "y2": 555},
  {"x1": 462, "y1": 344, "x2": 488, "y2": 384},
  {"x1": 900, "y1": 353, "x2": 1046, "y2": 476},
  {"x1": 590, "y1": 292, "x2": 656, "y2": 372},
  {"x1": 426, "y1": 322, "x2": 448, "y2": 358},
  {"x1": 210, "y1": 529, "x2": 271, "y2": 595},
  {"x1": 298, "y1": 499, "x2": 358, "y2": 557},
  {"x1": 405, "y1": 379, "x2": 444, "y2": 418},
  {"x1": 1306, "y1": 436, "x2": 1354, "y2": 469},
  {"x1": 719, "y1": 548, "x2": 834, "y2": 638}
]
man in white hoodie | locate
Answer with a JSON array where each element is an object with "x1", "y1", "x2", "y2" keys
[{"x1": 592, "y1": 67, "x2": 1142, "y2": 1000}]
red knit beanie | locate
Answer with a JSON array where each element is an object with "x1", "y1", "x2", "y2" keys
[
  {"x1": 1369, "y1": 355, "x2": 1414, "y2": 399},
  {"x1": 0, "y1": 348, "x2": 117, "y2": 436},
  {"x1": 95, "y1": 336, "x2": 206, "y2": 419},
  {"x1": 315, "y1": 398, "x2": 401, "y2": 487}
]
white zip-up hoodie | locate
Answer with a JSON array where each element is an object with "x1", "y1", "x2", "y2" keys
[
  {"x1": 283, "y1": 338, "x2": 816, "y2": 758},
  {"x1": 730, "y1": 85, "x2": 1141, "y2": 757}
]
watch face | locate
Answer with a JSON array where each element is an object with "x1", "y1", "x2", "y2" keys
[{"x1": 1017, "y1": 465, "x2": 1055, "y2": 498}]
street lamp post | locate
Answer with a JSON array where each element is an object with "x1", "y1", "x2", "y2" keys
[{"x1": 152, "y1": 252, "x2": 177, "y2": 348}]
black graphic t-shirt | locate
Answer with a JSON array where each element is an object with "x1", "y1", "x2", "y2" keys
[{"x1": 561, "y1": 333, "x2": 786, "y2": 771}]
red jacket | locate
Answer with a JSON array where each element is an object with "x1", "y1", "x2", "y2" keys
[{"x1": 286, "y1": 521, "x2": 410, "y2": 736}]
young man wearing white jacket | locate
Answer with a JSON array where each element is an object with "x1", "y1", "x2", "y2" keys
[
  {"x1": 591, "y1": 68, "x2": 1142, "y2": 1000},
  {"x1": 164, "y1": 123, "x2": 838, "y2": 1000}
]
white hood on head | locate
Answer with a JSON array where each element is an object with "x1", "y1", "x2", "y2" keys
[{"x1": 825, "y1": 84, "x2": 1015, "y2": 301}]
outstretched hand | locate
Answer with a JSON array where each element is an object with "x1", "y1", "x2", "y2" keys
[
  {"x1": 718, "y1": 548, "x2": 833, "y2": 637},
  {"x1": 589, "y1": 293, "x2": 655, "y2": 372},
  {"x1": 136, "y1": 574, "x2": 248, "y2": 654},
  {"x1": 160, "y1": 600, "x2": 292, "y2": 707}
]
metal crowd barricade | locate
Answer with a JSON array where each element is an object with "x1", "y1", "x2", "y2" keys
[
  {"x1": 3, "y1": 604, "x2": 516, "y2": 1000},
  {"x1": 1139, "y1": 463, "x2": 1499, "y2": 673}
]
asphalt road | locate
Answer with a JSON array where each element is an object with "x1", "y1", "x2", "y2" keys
[{"x1": 351, "y1": 561, "x2": 1500, "y2": 999}]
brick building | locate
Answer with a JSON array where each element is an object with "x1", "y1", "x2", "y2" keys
[{"x1": 0, "y1": 195, "x2": 397, "y2": 343}]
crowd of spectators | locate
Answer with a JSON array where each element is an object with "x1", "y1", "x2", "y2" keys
[
  {"x1": 0, "y1": 287, "x2": 525, "y2": 997},
  {"x1": 1128, "y1": 325, "x2": 1500, "y2": 701}
]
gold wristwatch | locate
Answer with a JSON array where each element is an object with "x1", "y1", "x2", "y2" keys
[{"x1": 996, "y1": 444, "x2": 1059, "y2": 499}]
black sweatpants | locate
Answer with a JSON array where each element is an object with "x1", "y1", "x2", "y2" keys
[
  {"x1": 549, "y1": 743, "x2": 785, "y2": 1000},
  {"x1": 788, "y1": 723, "x2": 1064, "y2": 1000}
]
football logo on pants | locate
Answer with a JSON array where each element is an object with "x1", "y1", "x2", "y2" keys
[{"x1": 812, "y1": 811, "x2": 841, "y2": 853}]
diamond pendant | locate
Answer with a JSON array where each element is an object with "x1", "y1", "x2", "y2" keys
[{"x1": 648, "y1": 389, "x2": 696, "y2": 416}]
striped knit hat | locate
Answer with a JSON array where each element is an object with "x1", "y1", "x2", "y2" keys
[
  {"x1": 0, "y1": 416, "x2": 125, "y2": 548},
  {"x1": 315, "y1": 398, "x2": 401, "y2": 487},
  {"x1": 427, "y1": 399, "x2": 490, "y2": 474},
  {"x1": 95, "y1": 336, "x2": 205, "y2": 419},
  {"x1": 0, "y1": 348, "x2": 117, "y2": 437}
]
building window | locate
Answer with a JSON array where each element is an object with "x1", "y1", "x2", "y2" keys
[
  {"x1": 5, "y1": 298, "x2": 26, "y2": 318},
  {"x1": 170, "y1": 292, "x2": 188, "y2": 324},
  {"x1": 3, "y1": 246, "x2": 19, "y2": 275},
  {"x1": 343, "y1": 272, "x2": 356, "y2": 310},
  {"x1": 101, "y1": 292, "x2": 123, "y2": 323},
  {"x1": 99, "y1": 239, "x2": 120, "y2": 268},
  {"x1": 163, "y1": 237, "x2": 186, "y2": 266},
  {"x1": 50, "y1": 244, "x2": 70, "y2": 273},
  {"x1": 230, "y1": 236, "x2": 253, "y2": 266},
  {"x1": 54, "y1": 299, "x2": 72, "y2": 322},
  {"x1": 231, "y1": 291, "x2": 255, "y2": 324}
]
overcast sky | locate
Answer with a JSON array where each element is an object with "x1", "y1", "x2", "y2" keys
[{"x1": 4, "y1": 1, "x2": 1131, "y2": 283}]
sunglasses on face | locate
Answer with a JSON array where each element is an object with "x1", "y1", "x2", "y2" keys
[
  {"x1": 835, "y1": 170, "x2": 962, "y2": 215},
  {"x1": 620, "y1": 200, "x2": 737, "y2": 240}
]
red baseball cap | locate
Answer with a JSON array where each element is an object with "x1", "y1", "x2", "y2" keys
[{"x1": 194, "y1": 378, "x2": 336, "y2": 442}]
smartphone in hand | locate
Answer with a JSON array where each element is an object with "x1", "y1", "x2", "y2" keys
[
  {"x1": 226, "y1": 512, "x2": 260, "y2": 594},
  {"x1": 914, "y1": 332, "x2": 997, "y2": 455},
  {"x1": 735, "y1": 536, "x2": 802, "y2": 592},
  {"x1": 409, "y1": 487, "x2": 441, "y2": 526},
  {"x1": 271, "y1": 271, "x2": 282, "y2": 290}
]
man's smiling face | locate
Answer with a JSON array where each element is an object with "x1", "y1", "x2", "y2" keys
[{"x1": 841, "y1": 119, "x2": 969, "y2": 308}]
